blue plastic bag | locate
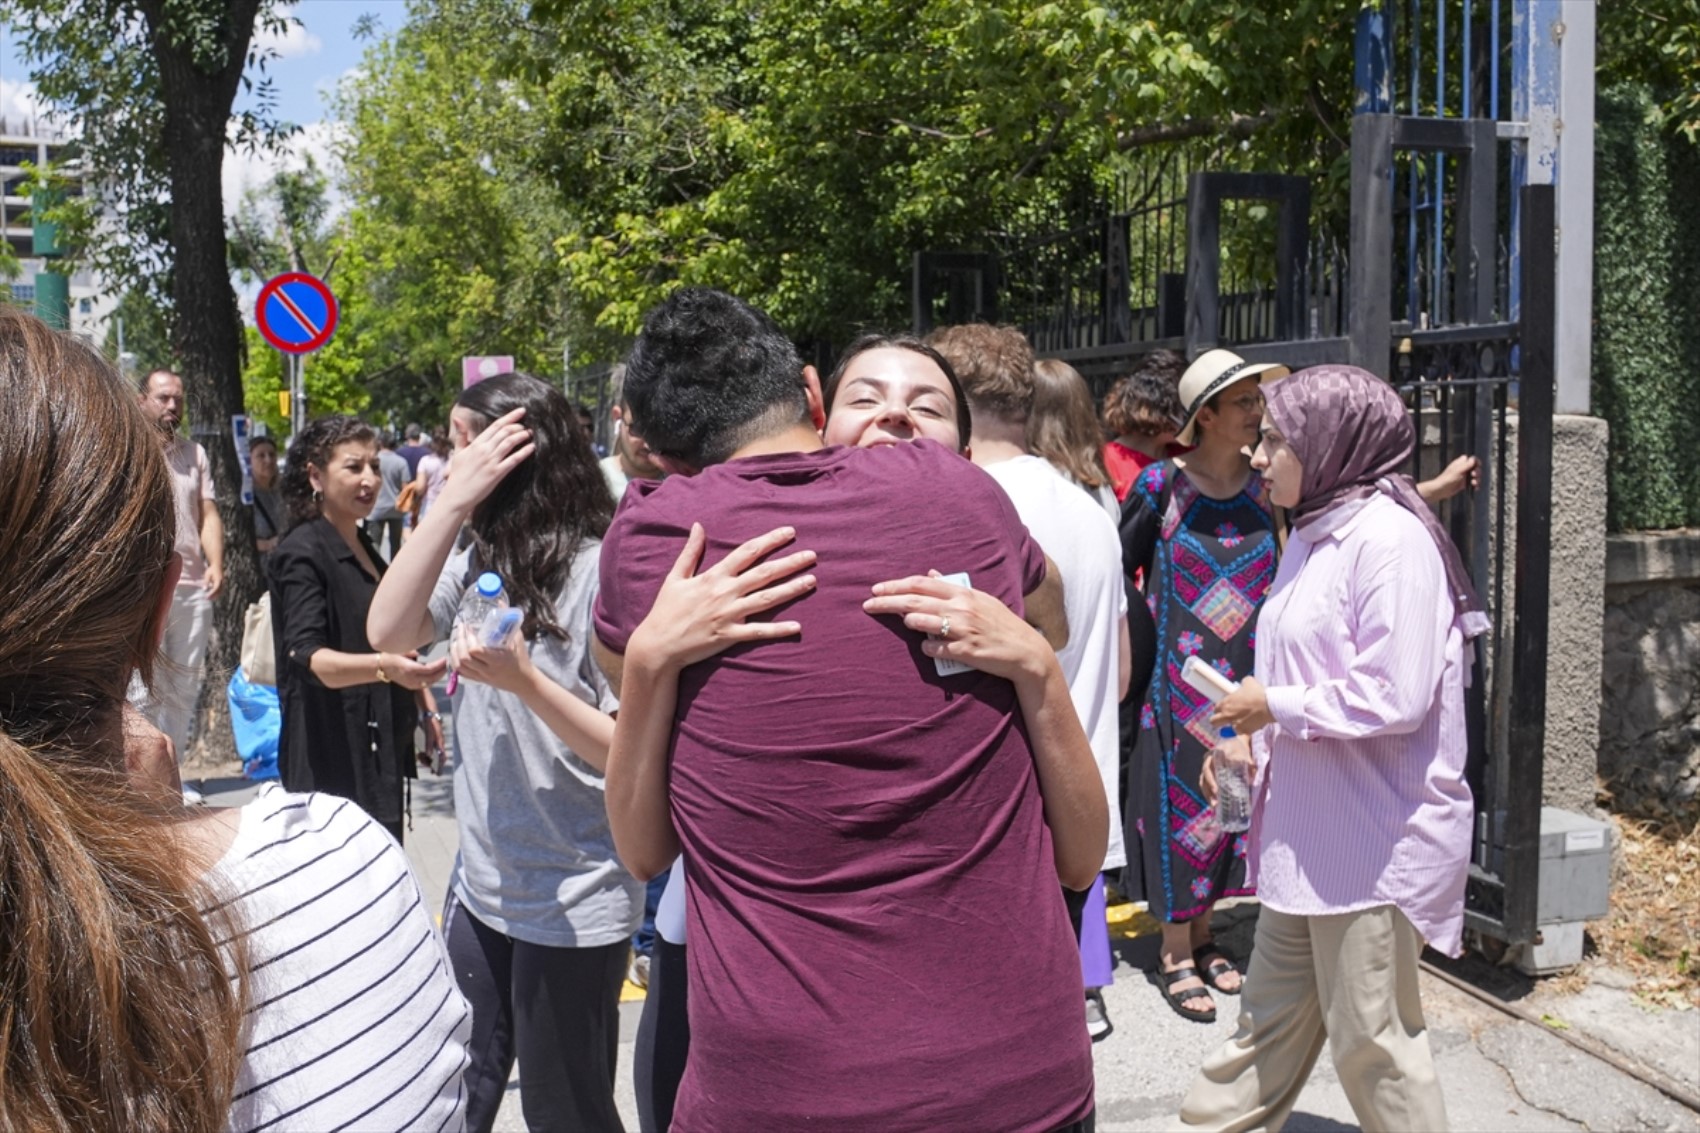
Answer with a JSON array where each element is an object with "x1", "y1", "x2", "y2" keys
[{"x1": 228, "y1": 667, "x2": 281, "y2": 781}]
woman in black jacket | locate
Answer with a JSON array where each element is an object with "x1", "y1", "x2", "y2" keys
[{"x1": 269, "y1": 415, "x2": 446, "y2": 841}]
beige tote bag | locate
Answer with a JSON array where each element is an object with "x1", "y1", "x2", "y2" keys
[{"x1": 240, "y1": 592, "x2": 277, "y2": 686}]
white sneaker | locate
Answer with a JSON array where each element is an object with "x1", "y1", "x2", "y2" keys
[
  {"x1": 628, "y1": 952, "x2": 651, "y2": 990},
  {"x1": 181, "y1": 784, "x2": 205, "y2": 807},
  {"x1": 1085, "y1": 988, "x2": 1113, "y2": 1042}
]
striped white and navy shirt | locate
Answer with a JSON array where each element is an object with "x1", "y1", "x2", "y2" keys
[{"x1": 210, "y1": 786, "x2": 471, "y2": 1132}]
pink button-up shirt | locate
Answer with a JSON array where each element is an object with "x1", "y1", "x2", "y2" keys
[{"x1": 1250, "y1": 494, "x2": 1473, "y2": 956}]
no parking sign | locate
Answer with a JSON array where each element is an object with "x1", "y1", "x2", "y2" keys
[{"x1": 256, "y1": 272, "x2": 338, "y2": 355}]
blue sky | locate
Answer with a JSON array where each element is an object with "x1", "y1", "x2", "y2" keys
[{"x1": 239, "y1": 1, "x2": 399, "y2": 130}]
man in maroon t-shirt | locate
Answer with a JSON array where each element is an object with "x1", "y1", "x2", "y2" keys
[{"x1": 593, "y1": 288, "x2": 1105, "y2": 1133}]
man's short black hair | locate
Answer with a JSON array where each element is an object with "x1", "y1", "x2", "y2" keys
[{"x1": 623, "y1": 288, "x2": 809, "y2": 467}]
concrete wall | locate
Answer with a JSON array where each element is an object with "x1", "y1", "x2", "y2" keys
[
  {"x1": 1600, "y1": 529, "x2": 1700, "y2": 816},
  {"x1": 1543, "y1": 415, "x2": 1610, "y2": 812},
  {"x1": 1469, "y1": 413, "x2": 1609, "y2": 814}
]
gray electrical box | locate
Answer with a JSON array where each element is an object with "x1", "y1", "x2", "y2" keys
[
  {"x1": 1534, "y1": 807, "x2": 1612, "y2": 924},
  {"x1": 1480, "y1": 807, "x2": 1614, "y2": 974},
  {"x1": 1516, "y1": 807, "x2": 1613, "y2": 975}
]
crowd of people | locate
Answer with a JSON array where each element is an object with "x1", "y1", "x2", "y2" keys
[{"x1": 0, "y1": 286, "x2": 1486, "y2": 1132}]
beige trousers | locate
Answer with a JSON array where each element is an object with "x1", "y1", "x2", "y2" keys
[{"x1": 1175, "y1": 904, "x2": 1449, "y2": 1133}]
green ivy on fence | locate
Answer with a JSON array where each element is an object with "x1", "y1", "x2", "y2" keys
[{"x1": 1593, "y1": 85, "x2": 1700, "y2": 533}]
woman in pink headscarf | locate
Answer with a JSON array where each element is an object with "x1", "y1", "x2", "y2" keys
[{"x1": 1179, "y1": 365, "x2": 1486, "y2": 1133}]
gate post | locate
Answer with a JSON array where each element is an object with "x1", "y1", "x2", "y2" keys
[
  {"x1": 1348, "y1": 113, "x2": 1395, "y2": 375},
  {"x1": 1503, "y1": 182, "x2": 1556, "y2": 945}
]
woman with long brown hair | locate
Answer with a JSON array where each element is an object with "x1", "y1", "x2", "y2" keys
[
  {"x1": 369, "y1": 373, "x2": 635, "y2": 1133},
  {"x1": 1029, "y1": 357, "x2": 1119, "y2": 519},
  {"x1": 0, "y1": 308, "x2": 469, "y2": 1131}
]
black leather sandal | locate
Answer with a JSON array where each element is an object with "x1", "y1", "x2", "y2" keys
[
  {"x1": 1159, "y1": 962, "x2": 1217, "y2": 1023},
  {"x1": 1193, "y1": 943, "x2": 1242, "y2": 995}
]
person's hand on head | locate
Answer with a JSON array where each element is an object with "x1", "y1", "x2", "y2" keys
[
  {"x1": 862, "y1": 570, "x2": 1046, "y2": 684},
  {"x1": 626, "y1": 524, "x2": 816, "y2": 674},
  {"x1": 437, "y1": 408, "x2": 535, "y2": 514}
]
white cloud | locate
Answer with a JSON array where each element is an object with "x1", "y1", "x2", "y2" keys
[
  {"x1": 222, "y1": 119, "x2": 348, "y2": 222},
  {"x1": 0, "y1": 77, "x2": 61, "y2": 137},
  {"x1": 314, "y1": 63, "x2": 365, "y2": 111},
  {"x1": 253, "y1": 19, "x2": 323, "y2": 60}
]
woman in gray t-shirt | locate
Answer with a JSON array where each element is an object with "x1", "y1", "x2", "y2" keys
[{"x1": 368, "y1": 372, "x2": 636, "y2": 1133}]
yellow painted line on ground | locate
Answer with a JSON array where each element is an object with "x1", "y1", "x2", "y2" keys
[
  {"x1": 1107, "y1": 900, "x2": 1161, "y2": 940},
  {"x1": 621, "y1": 980, "x2": 647, "y2": 1003}
]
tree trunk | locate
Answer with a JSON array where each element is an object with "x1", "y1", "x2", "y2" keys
[{"x1": 141, "y1": 0, "x2": 265, "y2": 765}]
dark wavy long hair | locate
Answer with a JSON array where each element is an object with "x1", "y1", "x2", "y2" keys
[
  {"x1": 455, "y1": 373, "x2": 615, "y2": 641},
  {"x1": 280, "y1": 415, "x2": 377, "y2": 530}
]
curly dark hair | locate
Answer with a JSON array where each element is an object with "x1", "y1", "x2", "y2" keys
[
  {"x1": 280, "y1": 415, "x2": 377, "y2": 530},
  {"x1": 1101, "y1": 349, "x2": 1186, "y2": 438},
  {"x1": 454, "y1": 372, "x2": 615, "y2": 642},
  {"x1": 623, "y1": 288, "x2": 810, "y2": 467},
  {"x1": 823, "y1": 334, "x2": 972, "y2": 451}
]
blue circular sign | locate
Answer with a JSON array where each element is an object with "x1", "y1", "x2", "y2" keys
[{"x1": 256, "y1": 272, "x2": 339, "y2": 355}]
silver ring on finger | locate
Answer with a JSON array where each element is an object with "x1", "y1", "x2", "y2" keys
[{"x1": 938, "y1": 615, "x2": 952, "y2": 638}]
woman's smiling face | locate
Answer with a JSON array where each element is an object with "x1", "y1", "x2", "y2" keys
[{"x1": 823, "y1": 347, "x2": 962, "y2": 451}]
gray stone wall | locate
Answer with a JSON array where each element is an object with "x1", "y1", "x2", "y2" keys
[{"x1": 1600, "y1": 530, "x2": 1700, "y2": 815}]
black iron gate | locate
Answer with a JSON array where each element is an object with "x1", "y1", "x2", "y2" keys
[
  {"x1": 1390, "y1": 183, "x2": 1553, "y2": 946},
  {"x1": 913, "y1": 165, "x2": 1556, "y2": 950}
]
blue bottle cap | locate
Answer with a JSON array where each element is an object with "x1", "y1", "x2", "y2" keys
[
  {"x1": 475, "y1": 571, "x2": 503, "y2": 598},
  {"x1": 1218, "y1": 726, "x2": 1236, "y2": 739}
]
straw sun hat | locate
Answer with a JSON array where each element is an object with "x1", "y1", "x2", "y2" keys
[{"x1": 1175, "y1": 349, "x2": 1291, "y2": 445}]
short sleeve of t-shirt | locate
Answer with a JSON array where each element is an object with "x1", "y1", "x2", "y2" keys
[
  {"x1": 593, "y1": 441, "x2": 1047, "y2": 655},
  {"x1": 195, "y1": 444, "x2": 214, "y2": 501}
]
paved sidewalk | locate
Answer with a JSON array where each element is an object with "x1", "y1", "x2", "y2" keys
[{"x1": 200, "y1": 768, "x2": 1699, "y2": 1132}]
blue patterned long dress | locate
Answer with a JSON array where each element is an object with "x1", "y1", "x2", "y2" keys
[{"x1": 1120, "y1": 460, "x2": 1276, "y2": 923}]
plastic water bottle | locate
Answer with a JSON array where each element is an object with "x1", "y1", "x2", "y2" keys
[
  {"x1": 459, "y1": 572, "x2": 513, "y2": 644},
  {"x1": 1212, "y1": 726, "x2": 1252, "y2": 832},
  {"x1": 445, "y1": 572, "x2": 517, "y2": 694}
]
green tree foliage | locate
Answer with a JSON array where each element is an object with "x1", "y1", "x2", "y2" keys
[
  {"x1": 1593, "y1": 85, "x2": 1700, "y2": 531},
  {"x1": 229, "y1": 152, "x2": 337, "y2": 282},
  {"x1": 331, "y1": 0, "x2": 1372, "y2": 376},
  {"x1": 9, "y1": 0, "x2": 294, "y2": 309},
  {"x1": 101, "y1": 288, "x2": 177, "y2": 378},
  {"x1": 1599, "y1": 0, "x2": 1700, "y2": 144},
  {"x1": 331, "y1": 0, "x2": 575, "y2": 423},
  {"x1": 530, "y1": 0, "x2": 1228, "y2": 348}
]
